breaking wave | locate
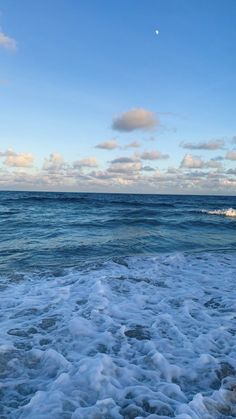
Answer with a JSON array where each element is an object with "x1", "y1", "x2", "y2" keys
[
  {"x1": 202, "y1": 208, "x2": 236, "y2": 217},
  {"x1": 1, "y1": 252, "x2": 236, "y2": 418}
]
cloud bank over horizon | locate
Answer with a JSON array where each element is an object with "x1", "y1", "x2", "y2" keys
[{"x1": 0, "y1": 131, "x2": 236, "y2": 194}]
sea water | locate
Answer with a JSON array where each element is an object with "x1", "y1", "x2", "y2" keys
[{"x1": 0, "y1": 191, "x2": 236, "y2": 418}]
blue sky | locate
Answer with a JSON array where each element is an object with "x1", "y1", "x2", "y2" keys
[{"x1": 0, "y1": 0, "x2": 236, "y2": 194}]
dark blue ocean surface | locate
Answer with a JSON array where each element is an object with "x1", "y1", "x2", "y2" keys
[
  {"x1": 1, "y1": 191, "x2": 236, "y2": 418},
  {"x1": 0, "y1": 191, "x2": 235, "y2": 273}
]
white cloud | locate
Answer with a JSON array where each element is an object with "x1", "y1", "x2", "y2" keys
[
  {"x1": 123, "y1": 140, "x2": 141, "y2": 149},
  {"x1": 112, "y1": 108, "x2": 158, "y2": 132},
  {"x1": 140, "y1": 150, "x2": 169, "y2": 160},
  {"x1": 0, "y1": 163, "x2": 235, "y2": 194},
  {"x1": 205, "y1": 159, "x2": 223, "y2": 169},
  {"x1": 0, "y1": 146, "x2": 235, "y2": 194},
  {"x1": 0, "y1": 31, "x2": 17, "y2": 50},
  {"x1": 43, "y1": 153, "x2": 65, "y2": 171},
  {"x1": 110, "y1": 157, "x2": 137, "y2": 164},
  {"x1": 181, "y1": 154, "x2": 205, "y2": 169},
  {"x1": 0, "y1": 149, "x2": 34, "y2": 167},
  {"x1": 0, "y1": 149, "x2": 15, "y2": 157},
  {"x1": 108, "y1": 161, "x2": 142, "y2": 174},
  {"x1": 180, "y1": 154, "x2": 224, "y2": 170},
  {"x1": 73, "y1": 157, "x2": 98, "y2": 168},
  {"x1": 180, "y1": 139, "x2": 225, "y2": 150},
  {"x1": 225, "y1": 150, "x2": 236, "y2": 161},
  {"x1": 95, "y1": 139, "x2": 119, "y2": 150},
  {"x1": 142, "y1": 165, "x2": 155, "y2": 172}
]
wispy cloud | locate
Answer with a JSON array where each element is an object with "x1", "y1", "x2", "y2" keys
[
  {"x1": 73, "y1": 157, "x2": 98, "y2": 168},
  {"x1": 110, "y1": 157, "x2": 137, "y2": 164},
  {"x1": 142, "y1": 165, "x2": 155, "y2": 172},
  {"x1": 140, "y1": 150, "x2": 169, "y2": 160},
  {"x1": 0, "y1": 30, "x2": 17, "y2": 50},
  {"x1": 180, "y1": 139, "x2": 225, "y2": 150},
  {"x1": 123, "y1": 140, "x2": 141, "y2": 149},
  {"x1": 95, "y1": 139, "x2": 119, "y2": 150},
  {"x1": 112, "y1": 108, "x2": 158, "y2": 132}
]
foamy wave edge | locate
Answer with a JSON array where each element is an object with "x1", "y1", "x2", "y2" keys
[
  {"x1": 1, "y1": 252, "x2": 236, "y2": 418},
  {"x1": 202, "y1": 208, "x2": 236, "y2": 217}
]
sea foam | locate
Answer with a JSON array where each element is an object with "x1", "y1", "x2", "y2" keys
[
  {"x1": 202, "y1": 208, "x2": 236, "y2": 217},
  {"x1": 1, "y1": 252, "x2": 236, "y2": 418}
]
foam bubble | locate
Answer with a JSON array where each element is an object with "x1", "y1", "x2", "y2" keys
[{"x1": 1, "y1": 252, "x2": 236, "y2": 418}]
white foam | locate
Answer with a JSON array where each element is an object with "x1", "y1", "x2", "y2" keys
[
  {"x1": 1, "y1": 252, "x2": 236, "y2": 418},
  {"x1": 202, "y1": 208, "x2": 236, "y2": 217}
]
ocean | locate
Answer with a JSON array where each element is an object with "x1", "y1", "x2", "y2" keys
[{"x1": 1, "y1": 191, "x2": 236, "y2": 418}]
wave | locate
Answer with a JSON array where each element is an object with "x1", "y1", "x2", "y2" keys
[
  {"x1": 1, "y1": 251, "x2": 236, "y2": 418},
  {"x1": 202, "y1": 208, "x2": 236, "y2": 217},
  {"x1": 107, "y1": 200, "x2": 176, "y2": 208},
  {"x1": 0, "y1": 192, "x2": 176, "y2": 208}
]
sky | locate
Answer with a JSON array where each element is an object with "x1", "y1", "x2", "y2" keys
[{"x1": 0, "y1": 0, "x2": 236, "y2": 194}]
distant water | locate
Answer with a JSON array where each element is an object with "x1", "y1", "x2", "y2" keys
[{"x1": 1, "y1": 191, "x2": 236, "y2": 418}]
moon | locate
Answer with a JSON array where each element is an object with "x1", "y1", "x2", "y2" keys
[{"x1": 155, "y1": 30, "x2": 159, "y2": 35}]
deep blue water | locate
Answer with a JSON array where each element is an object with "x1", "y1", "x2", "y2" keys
[{"x1": 0, "y1": 191, "x2": 235, "y2": 273}]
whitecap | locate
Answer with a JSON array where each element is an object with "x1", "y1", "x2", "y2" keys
[{"x1": 202, "y1": 208, "x2": 236, "y2": 217}]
